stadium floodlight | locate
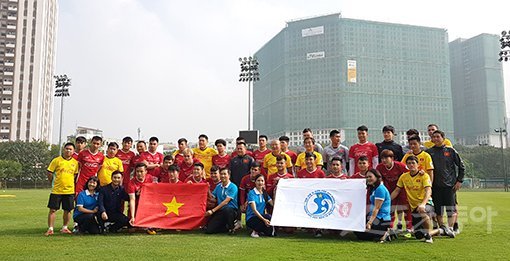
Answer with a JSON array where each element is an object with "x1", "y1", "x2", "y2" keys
[
  {"x1": 499, "y1": 31, "x2": 510, "y2": 62},
  {"x1": 238, "y1": 56, "x2": 260, "y2": 130},
  {"x1": 54, "y1": 74, "x2": 71, "y2": 152}
]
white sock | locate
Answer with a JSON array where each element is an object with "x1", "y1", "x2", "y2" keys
[
  {"x1": 48, "y1": 227, "x2": 54, "y2": 231},
  {"x1": 62, "y1": 225, "x2": 68, "y2": 230}
]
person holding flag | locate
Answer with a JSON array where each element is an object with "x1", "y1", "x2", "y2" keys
[{"x1": 127, "y1": 163, "x2": 155, "y2": 234}]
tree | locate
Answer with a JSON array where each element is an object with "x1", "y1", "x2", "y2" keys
[{"x1": 0, "y1": 160, "x2": 22, "y2": 189}]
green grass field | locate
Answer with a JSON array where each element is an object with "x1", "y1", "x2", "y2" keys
[{"x1": 1, "y1": 189, "x2": 508, "y2": 260}]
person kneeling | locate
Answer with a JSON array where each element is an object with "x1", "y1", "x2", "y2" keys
[
  {"x1": 246, "y1": 174, "x2": 275, "y2": 238},
  {"x1": 205, "y1": 168, "x2": 239, "y2": 234},
  {"x1": 98, "y1": 171, "x2": 132, "y2": 233},
  {"x1": 73, "y1": 176, "x2": 101, "y2": 234}
]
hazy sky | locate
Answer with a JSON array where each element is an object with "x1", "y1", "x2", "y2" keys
[{"x1": 53, "y1": 0, "x2": 510, "y2": 144}]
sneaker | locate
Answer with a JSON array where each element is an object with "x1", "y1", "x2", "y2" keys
[
  {"x1": 228, "y1": 229, "x2": 236, "y2": 235},
  {"x1": 233, "y1": 220, "x2": 242, "y2": 231},
  {"x1": 396, "y1": 223, "x2": 403, "y2": 232},
  {"x1": 250, "y1": 231, "x2": 260, "y2": 238},
  {"x1": 60, "y1": 228, "x2": 72, "y2": 234},
  {"x1": 425, "y1": 237, "x2": 433, "y2": 243},
  {"x1": 44, "y1": 229, "x2": 54, "y2": 236},
  {"x1": 441, "y1": 226, "x2": 455, "y2": 238},
  {"x1": 146, "y1": 228, "x2": 157, "y2": 235},
  {"x1": 453, "y1": 227, "x2": 460, "y2": 235},
  {"x1": 72, "y1": 227, "x2": 80, "y2": 234},
  {"x1": 314, "y1": 230, "x2": 323, "y2": 238}
]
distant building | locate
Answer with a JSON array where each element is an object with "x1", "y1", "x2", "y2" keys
[
  {"x1": 75, "y1": 126, "x2": 103, "y2": 141},
  {"x1": 449, "y1": 34, "x2": 507, "y2": 148},
  {"x1": 253, "y1": 13, "x2": 453, "y2": 146}
]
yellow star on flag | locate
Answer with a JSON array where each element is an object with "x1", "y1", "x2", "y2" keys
[{"x1": 163, "y1": 197, "x2": 184, "y2": 216}]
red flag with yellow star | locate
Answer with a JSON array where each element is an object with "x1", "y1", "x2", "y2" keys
[{"x1": 134, "y1": 183, "x2": 208, "y2": 230}]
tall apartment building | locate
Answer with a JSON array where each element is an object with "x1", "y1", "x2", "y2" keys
[
  {"x1": 0, "y1": 0, "x2": 58, "y2": 143},
  {"x1": 253, "y1": 14, "x2": 453, "y2": 146},
  {"x1": 449, "y1": 34, "x2": 507, "y2": 148}
]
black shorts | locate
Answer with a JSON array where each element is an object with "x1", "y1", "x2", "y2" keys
[
  {"x1": 432, "y1": 187, "x2": 456, "y2": 217},
  {"x1": 47, "y1": 194, "x2": 74, "y2": 211},
  {"x1": 411, "y1": 204, "x2": 434, "y2": 230}
]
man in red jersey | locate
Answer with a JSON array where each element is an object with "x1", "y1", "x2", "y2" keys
[
  {"x1": 350, "y1": 156, "x2": 370, "y2": 179},
  {"x1": 326, "y1": 157, "x2": 348, "y2": 179},
  {"x1": 267, "y1": 155, "x2": 294, "y2": 198},
  {"x1": 115, "y1": 136, "x2": 136, "y2": 186},
  {"x1": 73, "y1": 136, "x2": 87, "y2": 160},
  {"x1": 239, "y1": 162, "x2": 262, "y2": 213},
  {"x1": 130, "y1": 140, "x2": 148, "y2": 172},
  {"x1": 153, "y1": 155, "x2": 173, "y2": 183},
  {"x1": 252, "y1": 135, "x2": 271, "y2": 176},
  {"x1": 376, "y1": 149, "x2": 411, "y2": 231},
  {"x1": 75, "y1": 136, "x2": 104, "y2": 195},
  {"x1": 185, "y1": 162, "x2": 208, "y2": 184},
  {"x1": 127, "y1": 163, "x2": 154, "y2": 226},
  {"x1": 348, "y1": 125, "x2": 379, "y2": 176},
  {"x1": 145, "y1": 136, "x2": 164, "y2": 177},
  {"x1": 206, "y1": 165, "x2": 221, "y2": 191},
  {"x1": 212, "y1": 139, "x2": 231, "y2": 169},
  {"x1": 279, "y1": 136, "x2": 297, "y2": 165},
  {"x1": 167, "y1": 165, "x2": 182, "y2": 184},
  {"x1": 172, "y1": 138, "x2": 188, "y2": 166},
  {"x1": 297, "y1": 152, "x2": 325, "y2": 178},
  {"x1": 178, "y1": 148, "x2": 201, "y2": 181}
]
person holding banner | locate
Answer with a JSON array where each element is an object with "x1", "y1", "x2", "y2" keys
[
  {"x1": 205, "y1": 168, "x2": 239, "y2": 234},
  {"x1": 354, "y1": 169, "x2": 392, "y2": 242},
  {"x1": 267, "y1": 155, "x2": 294, "y2": 198},
  {"x1": 296, "y1": 152, "x2": 325, "y2": 179},
  {"x1": 246, "y1": 174, "x2": 276, "y2": 238}
]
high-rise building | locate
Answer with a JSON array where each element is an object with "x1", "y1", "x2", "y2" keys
[
  {"x1": 449, "y1": 34, "x2": 507, "y2": 148},
  {"x1": 0, "y1": 0, "x2": 58, "y2": 143},
  {"x1": 253, "y1": 13, "x2": 454, "y2": 146}
]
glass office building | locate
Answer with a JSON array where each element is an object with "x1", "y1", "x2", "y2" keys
[{"x1": 253, "y1": 13, "x2": 453, "y2": 146}]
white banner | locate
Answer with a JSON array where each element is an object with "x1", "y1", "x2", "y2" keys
[
  {"x1": 306, "y1": 51, "x2": 325, "y2": 60},
  {"x1": 301, "y1": 26, "x2": 324, "y2": 37},
  {"x1": 270, "y1": 179, "x2": 366, "y2": 231}
]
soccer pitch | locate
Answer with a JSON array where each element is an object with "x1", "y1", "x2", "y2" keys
[{"x1": 1, "y1": 190, "x2": 508, "y2": 260}]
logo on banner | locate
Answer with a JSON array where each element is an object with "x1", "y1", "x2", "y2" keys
[
  {"x1": 304, "y1": 190, "x2": 336, "y2": 219},
  {"x1": 338, "y1": 202, "x2": 353, "y2": 218}
]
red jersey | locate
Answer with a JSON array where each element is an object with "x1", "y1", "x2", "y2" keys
[
  {"x1": 350, "y1": 172, "x2": 368, "y2": 179},
  {"x1": 130, "y1": 153, "x2": 147, "y2": 169},
  {"x1": 145, "y1": 151, "x2": 164, "y2": 176},
  {"x1": 327, "y1": 173, "x2": 348, "y2": 179},
  {"x1": 152, "y1": 166, "x2": 170, "y2": 183},
  {"x1": 173, "y1": 153, "x2": 185, "y2": 166},
  {"x1": 253, "y1": 149, "x2": 271, "y2": 175},
  {"x1": 349, "y1": 142, "x2": 378, "y2": 173},
  {"x1": 239, "y1": 175, "x2": 257, "y2": 205},
  {"x1": 72, "y1": 152, "x2": 80, "y2": 160},
  {"x1": 116, "y1": 149, "x2": 136, "y2": 185},
  {"x1": 206, "y1": 178, "x2": 220, "y2": 192},
  {"x1": 185, "y1": 175, "x2": 208, "y2": 184},
  {"x1": 178, "y1": 158, "x2": 201, "y2": 181},
  {"x1": 126, "y1": 174, "x2": 154, "y2": 196},
  {"x1": 231, "y1": 150, "x2": 253, "y2": 158},
  {"x1": 376, "y1": 161, "x2": 407, "y2": 193},
  {"x1": 297, "y1": 168, "x2": 326, "y2": 179},
  {"x1": 212, "y1": 153, "x2": 231, "y2": 169},
  {"x1": 284, "y1": 150, "x2": 298, "y2": 165},
  {"x1": 267, "y1": 172, "x2": 293, "y2": 197},
  {"x1": 76, "y1": 150, "x2": 104, "y2": 192}
]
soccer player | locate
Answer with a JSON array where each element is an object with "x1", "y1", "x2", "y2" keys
[
  {"x1": 297, "y1": 128, "x2": 324, "y2": 154},
  {"x1": 266, "y1": 155, "x2": 294, "y2": 198},
  {"x1": 246, "y1": 174, "x2": 275, "y2": 237},
  {"x1": 98, "y1": 171, "x2": 132, "y2": 233},
  {"x1": 427, "y1": 130, "x2": 464, "y2": 237},
  {"x1": 279, "y1": 136, "x2": 298, "y2": 165},
  {"x1": 76, "y1": 136, "x2": 104, "y2": 195},
  {"x1": 253, "y1": 135, "x2": 271, "y2": 175},
  {"x1": 116, "y1": 136, "x2": 136, "y2": 186},
  {"x1": 326, "y1": 157, "x2": 348, "y2": 179},
  {"x1": 145, "y1": 137, "x2": 164, "y2": 177},
  {"x1": 239, "y1": 162, "x2": 262, "y2": 213},
  {"x1": 205, "y1": 168, "x2": 239, "y2": 234},
  {"x1": 185, "y1": 162, "x2": 208, "y2": 184},
  {"x1": 153, "y1": 155, "x2": 173, "y2": 183},
  {"x1": 294, "y1": 137, "x2": 323, "y2": 172},
  {"x1": 322, "y1": 129, "x2": 349, "y2": 174},
  {"x1": 401, "y1": 135, "x2": 434, "y2": 183},
  {"x1": 391, "y1": 156, "x2": 440, "y2": 243},
  {"x1": 73, "y1": 136, "x2": 87, "y2": 160},
  {"x1": 402, "y1": 129, "x2": 426, "y2": 153},
  {"x1": 229, "y1": 142, "x2": 255, "y2": 188},
  {"x1": 376, "y1": 125, "x2": 404, "y2": 162},
  {"x1": 167, "y1": 165, "x2": 182, "y2": 184},
  {"x1": 230, "y1": 137, "x2": 254, "y2": 158},
  {"x1": 263, "y1": 140, "x2": 292, "y2": 176},
  {"x1": 350, "y1": 156, "x2": 370, "y2": 179},
  {"x1": 376, "y1": 149, "x2": 411, "y2": 231},
  {"x1": 73, "y1": 176, "x2": 101, "y2": 234},
  {"x1": 296, "y1": 152, "x2": 326, "y2": 178},
  {"x1": 348, "y1": 125, "x2": 378, "y2": 176},
  {"x1": 97, "y1": 142, "x2": 124, "y2": 186},
  {"x1": 193, "y1": 134, "x2": 218, "y2": 178},
  {"x1": 127, "y1": 163, "x2": 154, "y2": 229},
  {"x1": 212, "y1": 139, "x2": 231, "y2": 169},
  {"x1": 172, "y1": 138, "x2": 188, "y2": 166},
  {"x1": 178, "y1": 148, "x2": 201, "y2": 181},
  {"x1": 206, "y1": 165, "x2": 221, "y2": 191},
  {"x1": 130, "y1": 140, "x2": 148, "y2": 169},
  {"x1": 424, "y1": 124, "x2": 453, "y2": 149},
  {"x1": 45, "y1": 142, "x2": 79, "y2": 236}
]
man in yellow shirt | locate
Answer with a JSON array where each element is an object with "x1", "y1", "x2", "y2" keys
[
  {"x1": 424, "y1": 124, "x2": 453, "y2": 149},
  {"x1": 263, "y1": 139, "x2": 292, "y2": 176},
  {"x1": 295, "y1": 137, "x2": 323, "y2": 173},
  {"x1": 192, "y1": 134, "x2": 217, "y2": 178},
  {"x1": 391, "y1": 155, "x2": 441, "y2": 243},
  {"x1": 45, "y1": 142, "x2": 79, "y2": 236},
  {"x1": 98, "y1": 142, "x2": 124, "y2": 186},
  {"x1": 402, "y1": 135, "x2": 434, "y2": 183}
]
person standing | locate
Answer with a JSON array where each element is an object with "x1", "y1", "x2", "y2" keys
[
  {"x1": 376, "y1": 125, "x2": 404, "y2": 162},
  {"x1": 193, "y1": 134, "x2": 218, "y2": 178},
  {"x1": 97, "y1": 142, "x2": 124, "y2": 186},
  {"x1": 116, "y1": 137, "x2": 136, "y2": 186},
  {"x1": 76, "y1": 136, "x2": 104, "y2": 195},
  {"x1": 322, "y1": 129, "x2": 349, "y2": 174},
  {"x1": 348, "y1": 126, "x2": 378, "y2": 176}
]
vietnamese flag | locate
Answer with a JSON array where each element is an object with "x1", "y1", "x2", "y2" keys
[{"x1": 134, "y1": 183, "x2": 208, "y2": 230}]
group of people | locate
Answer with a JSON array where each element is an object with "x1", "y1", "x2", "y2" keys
[{"x1": 44, "y1": 123, "x2": 465, "y2": 243}]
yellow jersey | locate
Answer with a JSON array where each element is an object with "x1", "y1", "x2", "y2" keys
[
  {"x1": 263, "y1": 152, "x2": 292, "y2": 176},
  {"x1": 97, "y1": 156, "x2": 124, "y2": 186},
  {"x1": 424, "y1": 138, "x2": 453, "y2": 149},
  {"x1": 294, "y1": 151, "x2": 324, "y2": 170},
  {"x1": 47, "y1": 156, "x2": 79, "y2": 194},
  {"x1": 401, "y1": 150, "x2": 434, "y2": 172},
  {"x1": 192, "y1": 147, "x2": 218, "y2": 177},
  {"x1": 397, "y1": 171, "x2": 432, "y2": 210}
]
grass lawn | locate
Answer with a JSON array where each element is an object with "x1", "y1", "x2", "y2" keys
[{"x1": 0, "y1": 189, "x2": 508, "y2": 260}]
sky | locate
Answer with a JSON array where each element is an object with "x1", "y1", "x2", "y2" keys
[{"x1": 53, "y1": 0, "x2": 510, "y2": 144}]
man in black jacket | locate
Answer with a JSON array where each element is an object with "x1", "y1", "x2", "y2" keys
[
  {"x1": 426, "y1": 130, "x2": 464, "y2": 237},
  {"x1": 98, "y1": 171, "x2": 131, "y2": 232},
  {"x1": 376, "y1": 125, "x2": 404, "y2": 162}
]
